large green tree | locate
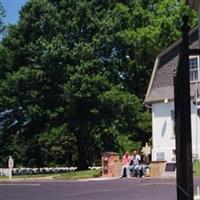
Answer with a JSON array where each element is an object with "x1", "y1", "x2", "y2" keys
[
  {"x1": 0, "y1": 1, "x2": 5, "y2": 33},
  {"x1": 0, "y1": 0, "x2": 196, "y2": 168}
]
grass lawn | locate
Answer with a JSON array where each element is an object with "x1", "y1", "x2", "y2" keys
[
  {"x1": 193, "y1": 162, "x2": 200, "y2": 176},
  {"x1": 54, "y1": 169, "x2": 101, "y2": 180},
  {"x1": 0, "y1": 173, "x2": 55, "y2": 179},
  {"x1": 0, "y1": 169, "x2": 101, "y2": 180}
]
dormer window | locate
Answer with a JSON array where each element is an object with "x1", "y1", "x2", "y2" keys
[{"x1": 189, "y1": 56, "x2": 199, "y2": 81}]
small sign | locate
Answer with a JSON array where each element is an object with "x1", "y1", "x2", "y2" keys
[
  {"x1": 142, "y1": 143, "x2": 151, "y2": 155},
  {"x1": 8, "y1": 156, "x2": 14, "y2": 169},
  {"x1": 104, "y1": 157, "x2": 108, "y2": 161}
]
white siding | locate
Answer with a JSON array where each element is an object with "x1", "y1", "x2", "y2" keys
[
  {"x1": 152, "y1": 100, "x2": 200, "y2": 162},
  {"x1": 191, "y1": 101, "x2": 200, "y2": 159},
  {"x1": 152, "y1": 102, "x2": 175, "y2": 162}
]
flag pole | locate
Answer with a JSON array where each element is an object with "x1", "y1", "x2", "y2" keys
[
  {"x1": 197, "y1": 0, "x2": 200, "y2": 160},
  {"x1": 195, "y1": 78, "x2": 198, "y2": 159}
]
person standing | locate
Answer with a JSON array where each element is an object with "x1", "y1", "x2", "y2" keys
[{"x1": 121, "y1": 151, "x2": 131, "y2": 178}]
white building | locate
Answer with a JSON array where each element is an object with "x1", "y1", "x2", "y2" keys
[{"x1": 144, "y1": 26, "x2": 200, "y2": 162}]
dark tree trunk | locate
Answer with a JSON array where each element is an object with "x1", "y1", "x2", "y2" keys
[{"x1": 77, "y1": 136, "x2": 89, "y2": 170}]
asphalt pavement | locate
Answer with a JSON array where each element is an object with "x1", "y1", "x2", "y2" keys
[{"x1": 0, "y1": 177, "x2": 200, "y2": 200}]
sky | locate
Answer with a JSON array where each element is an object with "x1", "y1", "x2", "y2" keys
[{"x1": 1, "y1": 0, "x2": 27, "y2": 25}]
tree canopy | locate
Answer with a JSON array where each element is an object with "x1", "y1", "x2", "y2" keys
[
  {"x1": 0, "y1": 1, "x2": 5, "y2": 33},
  {"x1": 0, "y1": 0, "x2": 196, "y2": 168}
]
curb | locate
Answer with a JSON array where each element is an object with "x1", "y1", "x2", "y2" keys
[{"x1": 0, "y1": 176, "x2": 54, "y2": 182}]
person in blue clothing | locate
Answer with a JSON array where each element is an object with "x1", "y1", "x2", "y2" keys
[{"x1": 129, "y1": 150, "x2": 141, "y2": 177}]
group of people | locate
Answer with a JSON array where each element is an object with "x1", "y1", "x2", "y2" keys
[{"x1": 121, "y1": 150, "x2": 149, "y2": 178}]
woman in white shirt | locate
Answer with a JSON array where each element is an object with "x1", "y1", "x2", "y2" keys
[{"x1": 129, "y1": 150, "x2": 141, "y2": 177}]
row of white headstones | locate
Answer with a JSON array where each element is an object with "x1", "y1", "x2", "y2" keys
[{"x1": 1, "y1": 156, "x2": 101, "y2": 178}]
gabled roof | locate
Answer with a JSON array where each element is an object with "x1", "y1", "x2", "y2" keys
[{"x1": 144, "y1": 26, "x2": 200, "y2": 104}]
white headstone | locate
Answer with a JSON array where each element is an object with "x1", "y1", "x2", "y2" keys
[
  {"x1": 8, "y1": 156, "x2": 14, "y2": 179},
  {"x1": 8, "y1": 156, "x2": 14, "y2": 169}
]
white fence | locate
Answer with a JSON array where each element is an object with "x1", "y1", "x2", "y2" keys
[
  {"x1": 88, "y1": 166, "x2": 101, "y2": 170},
  {"x1": 0, "y1": 167, "x2": 78, "y2": 176}
]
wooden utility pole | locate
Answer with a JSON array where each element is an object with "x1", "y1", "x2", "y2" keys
[{"x1": 174, "y1": 13, "x2": 194, "y2": 200}]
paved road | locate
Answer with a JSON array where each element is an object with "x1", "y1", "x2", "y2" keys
[{"x1": 0, "y1": 178, "x2": 199, "y2": 200}]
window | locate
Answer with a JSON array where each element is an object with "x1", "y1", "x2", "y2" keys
[
  {"x1": 171, "y1": 110, "x2": 175, "y2": 138},
  {"x1": 157, "y1": 152, "x2": 165, "y2": 161},
  {"x1": 189, "y1": 56, "x2": 199, "y2": 81}
]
